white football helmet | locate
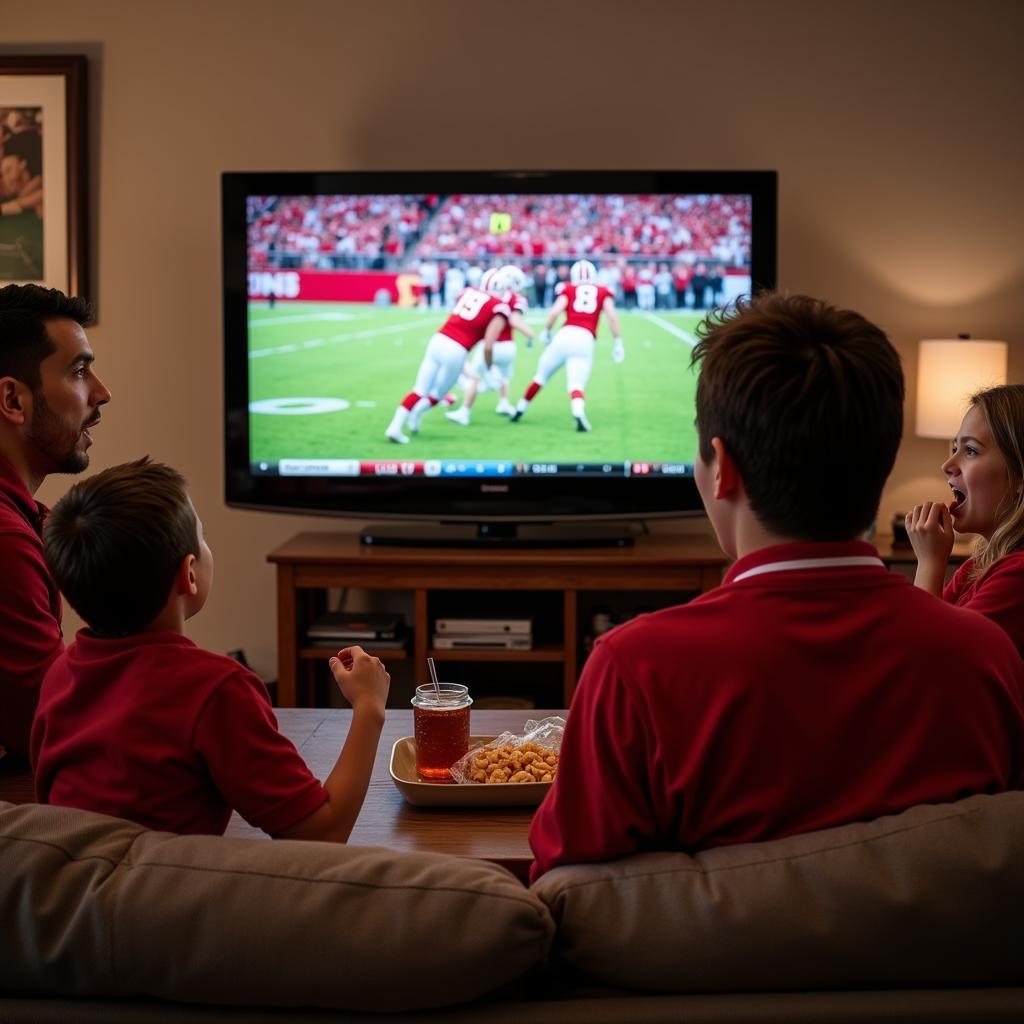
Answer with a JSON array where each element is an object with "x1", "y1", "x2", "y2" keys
[
  {"x1": 489, "y1": 264, "x2": 524, "y2": 296},
  {"x1": 480, "y1": 268, "x2": 502, "y2": 295},
  {"x1": 570, "y1": 259, "x2": 597, "y2": 284},
  {"x1": 503, "y1": 264, "x2": 528, "y2": 292}
]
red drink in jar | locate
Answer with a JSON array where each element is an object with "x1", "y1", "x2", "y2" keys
[{"x1": 412, "y1": 683, "x2": 472, "y2": 779}]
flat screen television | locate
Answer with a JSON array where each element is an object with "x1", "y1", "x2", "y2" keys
[{"x1": 222, "y1": 170, "x2": 777, "y2": 545}]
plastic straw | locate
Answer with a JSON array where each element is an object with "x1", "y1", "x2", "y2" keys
[{"x1": 427, "y1": 657, "x2": 441, "y2": 697}]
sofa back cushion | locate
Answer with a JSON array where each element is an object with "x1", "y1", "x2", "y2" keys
[
  {"x1": 533, "y1": 791, "x2": 1024, "y2": 992},
  {"x1": 0, "y1": 801, "x2": 553, "y2": 1012}
]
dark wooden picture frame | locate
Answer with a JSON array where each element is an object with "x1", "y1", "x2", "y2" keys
[{"x1": 0, "y1": 55, "x2": 88, "y2": 299}]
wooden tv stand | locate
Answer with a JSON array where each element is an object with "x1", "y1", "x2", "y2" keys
[{"x1": 268, "y1": 531, "x2": 729, "y2": 707}]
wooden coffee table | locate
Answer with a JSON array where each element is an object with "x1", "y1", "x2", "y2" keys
[
  {"x1": 0, "y1": 708, "x2": 555, "y2": 883},
  {"x1": 226, "y1": 707, "x2": 563, "y2": 881}
]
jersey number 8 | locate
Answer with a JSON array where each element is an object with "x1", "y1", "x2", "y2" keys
[{"x1": 572, "y1": 285, "x2": 598, "y2": 313}]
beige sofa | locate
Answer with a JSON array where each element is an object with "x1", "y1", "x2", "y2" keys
[{"x1": 3, "y1": 791, "x2": 1023, "y2": 1021}]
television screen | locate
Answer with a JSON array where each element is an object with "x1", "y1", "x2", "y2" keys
[{"x1": 223, "y1": 171, "x2": 777, "y2": 532}]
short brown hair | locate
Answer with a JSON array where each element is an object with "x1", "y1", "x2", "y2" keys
[
  {"x1": 691, "y1": 293, "x2": 904, "y2": 539},
  {"x1": 43, "y1": 457, "x2": 200, "y2": 635},
  {"x1": 0, "y1": 283, "x2": 95, "y2": 390}
]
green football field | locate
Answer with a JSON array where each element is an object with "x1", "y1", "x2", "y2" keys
[{"x1": 247, "y1": 301, "x2": 702, "y2": 466}]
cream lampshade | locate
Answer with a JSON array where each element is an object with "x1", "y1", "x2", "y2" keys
[{"x1": 915, "y1": 335, "x2": 1008, "y2": 439}]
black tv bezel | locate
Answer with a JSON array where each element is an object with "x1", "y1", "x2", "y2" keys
[{"x1": 223, "y1": 169, "x2": 777, "y2": 523}]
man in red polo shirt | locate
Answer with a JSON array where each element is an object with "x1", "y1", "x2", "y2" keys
[
  {"x1": 529, "y1": 293, "x2": 1024, "y2": 880},
  {"x1": 0, "y1": 284, "x2": 111, "y2": 760}
]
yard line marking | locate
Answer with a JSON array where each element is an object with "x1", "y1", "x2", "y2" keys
[
  {"x1": 640, "y1": 312, "x2": 699, "y2": 346},
  {"x1": 250, "y1": 319, "x2": 426, "y2": 359},
  {"x1": 248, "y1": 312, "x2": 368, "y2": 327}
]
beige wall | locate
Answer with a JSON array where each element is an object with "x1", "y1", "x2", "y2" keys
[{"x1": 4, "y1": 0, "x2": 1023, "y2": 681}]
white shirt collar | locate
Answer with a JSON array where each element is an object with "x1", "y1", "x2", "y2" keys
[{"x1": 732, "y1": 555, "x2": 885, "y2": 583}]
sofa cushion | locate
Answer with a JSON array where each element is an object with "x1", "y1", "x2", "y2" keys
[
  {"x1": 0, "y1": 801, "x2": 553, "y2": 1012},
  {"x1": 533, "y1": 791, "x2": 1024, "y2": 992}
]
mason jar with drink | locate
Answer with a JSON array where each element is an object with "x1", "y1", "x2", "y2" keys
[{"x1": 412, "y1": 662, "x2": 472, "y2": 779}]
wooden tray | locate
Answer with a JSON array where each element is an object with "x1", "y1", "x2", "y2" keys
[{"x1": 389, "y1": 736, "x2": 552, "y2": 807}]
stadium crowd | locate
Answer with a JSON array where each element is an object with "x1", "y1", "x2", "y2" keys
[
  {"x1": 247, "y1": 193, "x2": 751, "y2": 275},
  {"x1": 416, "y1": 194, "x2": 750, "y2": 266},
  {"x1": 247, "y1": 195, "x2": 434, "y2": 271}
]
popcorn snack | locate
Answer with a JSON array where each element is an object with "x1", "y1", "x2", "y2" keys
[
  {"x1": 467, "y1": 742, "x2": 559, "y2": 785},
  {"x1": 449, "y1": 716, "x2": 566, "y2": 785}
]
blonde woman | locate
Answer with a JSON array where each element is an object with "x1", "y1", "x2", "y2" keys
[{"x1": 908, "y1": 384, "x2": 1024, "y2": 655}]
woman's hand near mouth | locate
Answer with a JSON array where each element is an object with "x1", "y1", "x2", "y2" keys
[{"x1": 907, "y1": 500, "x2": 956, "y2": 597}]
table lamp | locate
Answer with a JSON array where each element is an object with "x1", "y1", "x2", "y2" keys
[{"x1": 915, "y1": 334, "x2": 1008, "y2": 439}]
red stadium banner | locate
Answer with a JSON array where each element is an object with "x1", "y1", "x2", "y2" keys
[{"x1": 248, "y1": 270, "x2": 421, "y2": 306}]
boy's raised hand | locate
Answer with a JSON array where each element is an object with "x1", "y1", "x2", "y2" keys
[
  {"x1": 330, "y1": 646, "x2": 390, "y2": 716},
  {"x1": 281, "y1": 646, "x2": 390, "y2": 844}
]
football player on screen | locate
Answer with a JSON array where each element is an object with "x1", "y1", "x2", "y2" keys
[
  {"x1": 446, "y1": 266, "x2": 535, "y2": 426},
  {"x1": 385, "y1": 278, "x2": 509, "y2": 444},
  {"x1": 510, "y1": 259, "x2": 623, "y2": 432}
]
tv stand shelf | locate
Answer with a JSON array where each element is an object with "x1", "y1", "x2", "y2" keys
[{"x1": 269, "y1": 531, "x2": 728, "y2": 707}]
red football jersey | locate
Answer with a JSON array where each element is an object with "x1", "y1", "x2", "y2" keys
[
  {"x1": 561, "y1": 282, "x2": 613, "y2": 336},
  {"x1": 440, "y1": 287, "x2": 510, "y2": 350},
  {"x1": 497, "y1": 291, "x2": 527, "y2": 341}
]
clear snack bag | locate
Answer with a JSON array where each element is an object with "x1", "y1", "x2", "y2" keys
[{"x1": 449, "y1": 716, "x2": 566, "y2": 784}]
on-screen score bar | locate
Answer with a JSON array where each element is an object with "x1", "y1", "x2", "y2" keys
[{"x1": 270, "y1": 460, "x2": 692, "y2": 478}]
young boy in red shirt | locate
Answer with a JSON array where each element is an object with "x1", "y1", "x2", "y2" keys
[
  {"x1": 529, "y1": 293, "x2": 1024, "y2": 880},
  {"x1": 31, "y1": 457, "x2": 389, "y2": 842}
]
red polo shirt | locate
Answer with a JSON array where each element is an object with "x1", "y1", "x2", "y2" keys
[
  {"x1": 530, "y1": 541, "x2": 1024, "y2": 880},
  {"x1": 31, "y1": 630, "x2": 328, "y2": 836},
  {"x1": 0, "y1": 455, "x2": 63, "y2": 760},
  {"x1": 944, "y1": 550, "x2": 1024, "y2": 659}
]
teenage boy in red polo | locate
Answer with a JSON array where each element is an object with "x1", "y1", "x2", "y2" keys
[
  {"x1": 530, "y1": 293, "x2": 1024, "y2": 880},
  {"x1": 0, "y1": 285, "x2": 110, "y2": 760}
]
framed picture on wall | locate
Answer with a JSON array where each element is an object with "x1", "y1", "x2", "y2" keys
[{"x1": 0, "y1": 55, "x2": 88, "y2": 299}]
